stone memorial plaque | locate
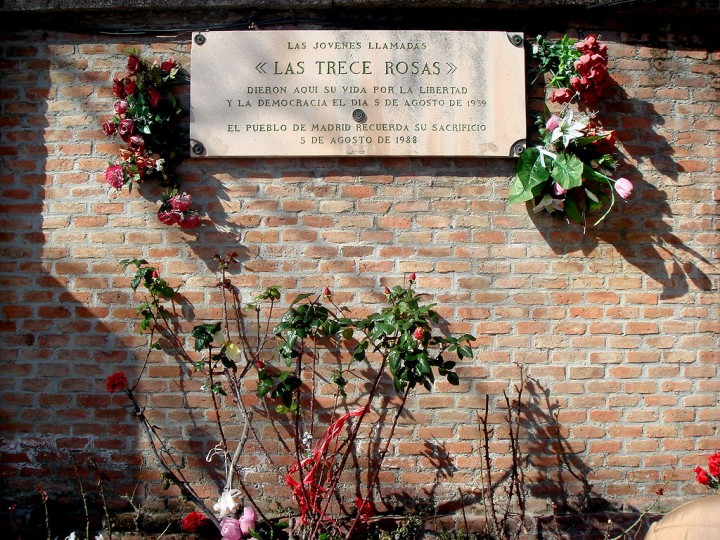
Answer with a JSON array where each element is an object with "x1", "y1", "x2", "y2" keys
[{"x1": 190, "y1": 30, "x2": 526, "y2": 157}]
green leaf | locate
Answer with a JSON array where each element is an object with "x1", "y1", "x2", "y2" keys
[
  {"x1": 508, "y1": 175, "x2": 535, "y2": 204},
  {"x1": 564, "y1": 197, "x2": 584, "y2": 224},
  {"x1": 551, "y1": 153, "x2": 583, "y2": 190},
  {"x1": 510, "y1": 147, "x2": 551, "y2": 204},
  {"x1": 447, "y1": 372, "x2": 460, "y2": 385}
]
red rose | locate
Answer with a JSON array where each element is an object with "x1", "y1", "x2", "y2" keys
[
  {"x1": 708, "y1": 452, "x2": 720, "y2": 477},
  {"x1": 126, "y1": 55, "x2": 141, "y2": 75},
  {"x1": 323, "y1": 287, "x2": 332, "y2": 296},
  {"x1": 128, "y1": 134, "x2": 145, "y2": 154},
  {"x1": 695, "y1": 466, "x2": 711, "y2": 486},
  {"x1": 157, "y1": 211, "x2": 181, "y2": 225},
  {"x1": 181, "y1": 511, "x2": 208, "y2": 533},
  {"x1": 105, "y1": 165, "x2": 124, "y2": 189},
  {"x1": 178, "y1": 212, "x2": 200, "y2": 229},
  {"x1": 412, "y1": 327, "x2": 426, "y2": 341},
  {"x1": 112, "y1": 77, "x2": 124, "y2": 98},
  {"x1": 114, "y1": 100, "x2": 128, "y2": 115},
  {"x1": 106, "y1": 371, "x2": 128, "y2": 393},
  {"x1": 147, "y1": 87, "x2": 161, "y2": 108},
  {"x1": 116, "y1": 118, "x2": 134, "y2": 137},
  {"x1": 384, "y1": 286, "x2": 391, "y2": 295},
  {"x1": 160, "y1": 59, "x2": 176, "y2": 73},
  {"x1": 169, "y1": 193, "x2": 191, "y2": 212},
  {"x1": 102, "y1": 120, "x2": 116, "y2": 136},
  {"x1": 550, "y1": 88, "x2": 574, "y2": 104},
  {"x1": 408, "y1": 272, "x2": 416, "y2": 281},
  {"x1": 122, "y1": 78, "x2": 137, "y2": 96}
]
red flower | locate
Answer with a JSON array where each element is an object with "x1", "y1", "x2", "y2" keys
[
  {"x1": 708, "y1": 452, "x2": 720, "y2": 477},
  {"x1": 102, "y1": 120, "x2": 116, "y2": 136},
  {"x1": 122, "y1": 78, "x2": 137, "y2": 96},
  {"x1": 323, "y1": 287, "x2": 332, "y2": 297},
  {"x1": 169, "y1": 193, "x2": 192, "y2": 212},
  {"x1": 106, "y1": 371, "x2": 128, "y2": 393},
  {"x1": 126, "y1": 55, "x2": 141, "y2": 75},
  {"x1": 128, "y1": 134, "x2": 145, "y2": 154},
  {"x1": 112, "y1": 77, "x2": 124, "y2": 98},
  {"x1": 147, "y1": 87, "x2": 161, "y2": 108},
  {"x1": 412, "y1": 327, "x2": 426, "y2": 341},
  {"x1": 355, "y1": 497, "x2": 374, "y2": 523},
  {"x1": 181, "y1": 511, "x2": 208, "y2": 533},
  {"x1": 157, "y1": 211, "x2": 181, "y2": 225},
  {"x1": 160, "y1": 58, "x2": 176, "y2": 73},
  {"x1": 408, "y1": 272, "x2": 416, "y2": 282},
  {"x1": 116, "y1": 119, "x2": 135, "y2": 137},
  {"x1": 550, "y1": 88, "x2": 574, "y2": 104},
  {"x1": 178, "y1": 212, "x2": 200, "y2": 229},
  {"x1": 384, "y1": 286, "x2": 391, "y2": 295},
  {"x1": 105, "y1": 165, "x2": 124, "y2": 189},
  {"x1": 695, "y1": 466, "x2": 710, "y2": 486}
]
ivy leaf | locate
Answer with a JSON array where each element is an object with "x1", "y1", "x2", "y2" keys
[{"x1": 551, "y1": 153, "x2": 584, "y2": 190}]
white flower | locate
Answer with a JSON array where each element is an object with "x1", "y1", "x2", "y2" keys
[
  {"x1": 537, "y1": 146, "x2": 557, "y2": 168},
  {"x1": 533, "y1": 194, "x2": 565, "y2": 214},
  {"x1": 550, "y1": 110, "x2": 586, "y2": 148},
  {"x1": 64, "y1": 534, "x2": 77, "y2": 540},
  {"x1": 214, "y1": 488, "x2": 242, "y2": 518}
]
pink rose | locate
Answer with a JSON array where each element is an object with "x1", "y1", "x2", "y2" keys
[
  {"x1": 220, "y1": 517, "x2": 243, "y2": 540},
  {"x1": 117, "y1": 118, "x2": 134, "y2": 137},
  {"x1": 102, "y1": 120, "x2": 116, "y2": 136},
  {"x1": 179, "y1": 212, "x2": 200, "y2": 229},
  {"x1": 239, "y1": 506, "x2": 257, "y2": 535},
  {"x1": 114, "y1": 100, "x2": 128, "y2": 114},
  {"x1": 614, "y1": 177, "x2": 633, "y2": 200},
  {"x1": 157, "y1": 211, "x2": 181, "y2": 225},
  {"x1": 552, "y1": 183, "x2": 567, "y2": 197},
  {"x1": 147, "y1": 87, "x2": 161, "y2": 107},
  {"x1": 105, "y1": 165, "x2": 124, "y2": 189},
  {"x1": 550, "y1": 88, "x2": 574, "y2": 104},
  {"x1": 126, "y1": 54, "x2": 141, "y2": 75},
  {"x1": 545, "y1": 114, "x2": 561, "y2": 132},
  {"x1": 169, "y1": 193, "x2": 191, "y2": 212}
]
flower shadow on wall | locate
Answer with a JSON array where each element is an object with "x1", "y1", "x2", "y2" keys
[{"x1": 527, "y1": 83, "x2": 712, "y2": 300}]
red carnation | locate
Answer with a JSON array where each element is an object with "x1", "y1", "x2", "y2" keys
[
  {"x1": 550, "y1": 88, "x2": 574, "y2": 104},
  {"x1": 158, "y1": 211, "x2": 181, "y2": 225},
  {"x1": 178, "y1": 212, "x2": 200, "y2": 229},
  {"x1": 695, "y1": 466, "x2": 711, "y2": 486},
  {"x1": 181, "y1": 511, "x2": 208, "y2": 533},
  {"x1": 106, "y1": 371, "x2": 128, "y2": 393},
  {"x1": 147, "y1": 87, "x2": 161, "y2": 108},
  {"x1": 105, "y1": 165, "x2": 124, "y2": 189},
  {"x1": 126, "y1": 54, "x2": 141, "y2": 75}
]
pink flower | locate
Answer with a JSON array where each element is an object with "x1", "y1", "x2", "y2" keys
[
  {"x1": 552, "y1": 183, "x2": 567, "y2": 197},
  {"x1": 545, "y1": 114, "x2": 561, "y2": 132},
  {"x1": 550, "y1": 88, "x2": 574, "y2": 104},
  {"x1": 169, "y1": 193, "x2": 191, "y2": 212},
  {"x1": 239, "y1": 506, "x2": 257, "y2": 536},
  {"x1": 178, "y1": 212, "x2": 200, "y2": 229},
  {"x1": 114, "y1": 100, "x2": 128, "y2": 114},
  {"x1": 105, "y1": 165, "x2": 124, "y2": 189},
  {"x1": 106, "y1": 371, "x2": 128, "y2": 393},
  {"x1": 614, "y1": 177, "x2": 633, "y2": 200},
  {"x1": 220, "y1": 517, "x2": 243, "y2": 540},
  {"x1": 102, "y1": 120, "x2": 116, "y2": 136},
  {"x1": 695, "y1": 466, "x2": 710, "y2": 486},
  {"x1": 126, "y1": 54, "x2": 141, "y2": 75}
]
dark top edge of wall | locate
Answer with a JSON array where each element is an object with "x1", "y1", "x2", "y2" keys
[{"x1": 1, "y1": 0, "x2": 718, "y2": 12}]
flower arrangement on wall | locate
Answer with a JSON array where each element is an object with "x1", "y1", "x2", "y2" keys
[
  {"x1": 102, "y1": 53, "x2": 199, "y2": 228},
  {"x1": 510, "y1": 35, "x2": 633, "y2": 227}
]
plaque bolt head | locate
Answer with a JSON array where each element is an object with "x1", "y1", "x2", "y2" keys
[
  {"x1": 510, "y1": 34, "x2": 523, "y2": 47},
  {"x1": 194, "y1": 34, "x2": 206, "y2": 46},
  {"x1": 512, "y1": 143, "x2": 526, "y2": 156},
  {"x1": 192, "y1": 142, "x2": 205, "y2": 155},
  {"x1": 352, "y1": 109, "x2": 367, "y2": 123}
]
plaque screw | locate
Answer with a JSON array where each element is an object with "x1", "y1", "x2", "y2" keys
[
  {"x1": 509, "y1": 34, "x2": 523, "y2": 47},
  {"x1": 192, "y1": 142, "x2": 205, "y2": 155},
  {"x1": 194, "y1": 34, "x2": 206, "y2": 46},
  {"x1": 352, "y1": 109, "x2": 367, "y2": 123},
  {"x1": 512, "y1": 143, "x2": 526, "y2": 156}
]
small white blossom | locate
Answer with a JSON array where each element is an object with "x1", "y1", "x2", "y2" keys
[{"x1": 550, "y1": 110, "x2": 586, "y2": 148}]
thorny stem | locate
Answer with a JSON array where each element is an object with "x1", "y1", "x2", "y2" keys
[
  {"x1": 69, "y1": 452, "x2": 91, "y2": 540},
  {"x1": 479, "y1": 394, "x2": 500, "y2": 534},
  {"x1": 345, "y1": 384, "x2": 411, "y2": 540},
  {"x1": 90, "y1": 458, "x2": 112, "y2": 540}
]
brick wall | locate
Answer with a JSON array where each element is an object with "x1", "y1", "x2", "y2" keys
[{"x1": 0, "y1": 6, "x2": 718, "y2": 537}]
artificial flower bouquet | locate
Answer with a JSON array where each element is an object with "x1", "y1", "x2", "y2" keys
[{"x1": 509, "y1": 109, "x2": 632, "y2": 226}]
